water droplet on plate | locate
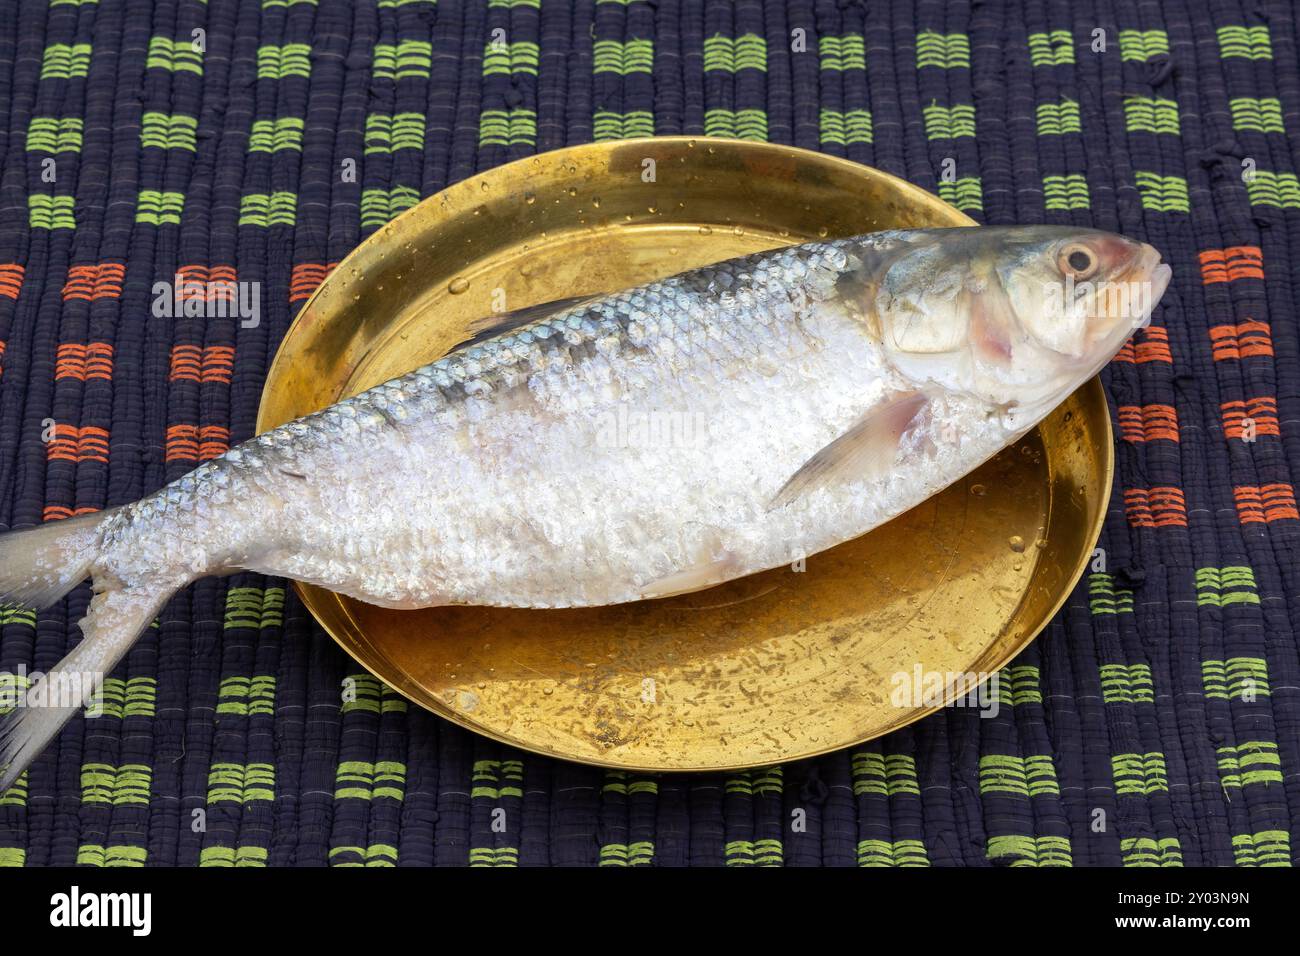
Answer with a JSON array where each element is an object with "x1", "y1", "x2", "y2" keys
[
  {"x1": 1008, "y1": 535, "x2": 1026, "y2": 553},
  {"x1": 448, "y1": 276, "x2": 470, "y2": 295},
  {"x1": 970, "y1": 483, "x2": 986, "y2": 496}
]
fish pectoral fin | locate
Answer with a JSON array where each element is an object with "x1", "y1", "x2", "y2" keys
[
  {"x1": 453, "y1": 293, "x2": 605, "y2": 351},
  {"x1": 639, "y1": 551, "x2": 743, "y2": 601},
  {"x1": 964, "y1": 273, "x2": 1016, "y2": 367},
  {"x1": 768, "y1": 390, "x2": 932, "y2": 510}
]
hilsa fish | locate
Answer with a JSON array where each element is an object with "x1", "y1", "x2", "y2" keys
[{"x1": 0, "y1": 226, "x2": 1169, "y2": 787}]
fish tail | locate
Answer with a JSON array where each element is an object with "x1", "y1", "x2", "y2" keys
[
  {"x1": 0, "y1": 510, "x2": 178, "y2": 792},
  {"x1": 0, "y1": 509, "x2": 114, "y2": 610}
]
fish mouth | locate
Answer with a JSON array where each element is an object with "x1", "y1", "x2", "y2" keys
[{"x1": 1130, "y1": 243, "x2": 1172, "y2": 327}]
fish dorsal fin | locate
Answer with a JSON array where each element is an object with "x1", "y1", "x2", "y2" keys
[
  {"x1": 453, "y1": 293, "x2": 604, "y2": 351},
  {"x1": 769, "y1": 390, "x2": 932, "y2": 510}
]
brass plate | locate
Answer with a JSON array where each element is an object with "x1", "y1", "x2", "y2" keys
[{"x1": 257, "y1": 138, "x2": 1113, "y2": 771}]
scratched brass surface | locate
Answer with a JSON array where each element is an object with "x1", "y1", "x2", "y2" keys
[{"x1": 257, "y1": 138, "x2": 1113, "y2": 771}]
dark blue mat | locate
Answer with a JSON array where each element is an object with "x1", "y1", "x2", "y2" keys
[{"x1": 0, "y1": 0, "x2": 1298, "y2": 866}]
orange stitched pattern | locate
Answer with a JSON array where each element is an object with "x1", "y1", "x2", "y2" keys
[
  {"x1": 1125, "y1": 487, "x2": 1187, "y2": 528},
  {"x1": 62, "y1": 262, "x2": 125, "y2": 301},
  {"x1": 1199, "y1": 246, "x2": 1264, "y2": 284},
  {"x1": 46, "y1": 424, "x2": 109, "y2": 463},
  {"x1": 1113, "y1": 327, "x2": 1172, "y2": 364},
  {"x1": 1117, "y1": 404, "x2": 1179, "y2": 442},
  {"x1": 169, "y1": 344, "x2": 235, "y2": 383},
  {"x1": 55, "y1": 342, "x2": 114, "y2": 380},
  {"x1": 1222, "y1": 397, "x2": 1280, "y2": 440},
  {"x1": 289, "y1": 262, "x2": 337, "y2": 302},
  {"x1": 0, "y1": 264, "x2": 23, "y2": 299},
  {"x1": 1210, "y1": 319, "x2": 1273, "y2": 361},
  {"x1": 1234, "y1": 484, "x2": 1300, "y2": 524}
]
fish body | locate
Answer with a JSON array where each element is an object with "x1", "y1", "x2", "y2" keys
[{"x1": 0, "y1": 225, "x2": 1170, "y2": 785}]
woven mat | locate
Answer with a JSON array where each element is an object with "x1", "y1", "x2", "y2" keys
[{"x1": 1, "y1": 0, "x2": 1298, "y2": 867}]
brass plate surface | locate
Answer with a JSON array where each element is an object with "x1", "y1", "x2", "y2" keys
[{"x1": 257, "y1": 137, "x2": 1114, "y2": 771}]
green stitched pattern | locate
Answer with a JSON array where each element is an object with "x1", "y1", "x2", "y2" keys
[
  {"x1": 239, "y1": 191, "x2": 297, "y2": 227},
  {"x1": 1218, "y1": 25, "x2": 1272, "y2": 60},
  {"x1": 471, "y1": 759, "x2": 500, "y2": 800},
  {"x1": 937, "y1": 177, "x2": 982, "y2": 212},
  {"x1": 0, "y1": 607, "x2": 36, "y2": 628},
  {"x1": 1123, "y1": 96, "x2": 1180, "y2": 134},
  {"x1": 29, "y1": 194, "x2": 77, "y2": 229},
  {"x1": 1027, "y1": 31, "x2": 1073, "y2": 66},
  {"x1": 207, "y1": 762, "x2": 275, "y2": 803},
  {"x1": 483, "y1": 41, "x2": 539, "y2": 76},
  {"x1": 1112, "y1": 752, "x2": 1168, "y2": 795},
  {"x1": 249, "y1": 117, "x2": 304, "y2": 152},
  {"x1": 223, "y1": 586, "x2": 285, "y2": 630},
  {"x1": 360, "y1": 185, "x2": 420, "y2": 229},
  {"x1": 1118, "y1": 30, "x2": 1169, "y2": 61},
  {"x1": 0, "y1": 771, "x2": 26, "y2": 807},
  {"x1": 1035, "y1": 99, "x2": 1080, "y2": 135},
  {"x1": 81, "y1": 763, "x2": 151, "y2": 805},
  {"x1": 1134, "y1": 172, "x2": 1189, "y2": 212},
  {"x1": 591, "y1": 110, "x2": 653, "y2": 141},
  {"x1": 334, "y1": 760, "x2": 407, "y2": 801},
  {"x1": 1232, "y1": 830, "x2": 1289, "y2": 866},
  {"x1": 256, "y1": 44, "x2": 311, "y2": 79},
  {"x1": 858, "y1": 839, "x2": 931, "y2": 866},
  {"x1": 41, "y1": 43, "x2": 92, "y2": 79},
  {"x1": 342, "y1": 674, "x2": 406, "y2": 715},
  {"x1": 819, "y1": 108, "x2": 872, "y2": 145},
  {"x1": 136, "y1": 189, "x2": 184, "y2": 225},
  {"x1": 1229, "y1": 97, "x2": 1285, "y2": 133},
  {"x1": 1090, "y1": 573, "x2": 1134, "y2": 615},
  {"x1": 365, "y1": 113, "x2": 426, "y2": 154},
  {"x1": 77, "y1": 845, "x2": 148, "y2": 867},
  {"x1": 140, "y1": 112, "x2": 197, "y2": 150},
  {"x1": 27, "y1": 117, "x2": 83, "y2": 153},
  {"x1": 146, "y1": 37, "x2": 202, "y2": 74},
  {"x1": 1245, "y1": 170, "x2": 1300, "y2": 208},
  {"x1": 916, "y1": 32, "x2": 969, "y2": 68},
  {"x1": 923, "y1": 103, "x2": 976, "y2": 139},
  {"x1": 819, "y1": 35, "x2": 866, "y2": 71},
  {"x1": 979, "y1": 754, "x2": 1060, "y2": 797},
  {"x1": 592, "y1": 39, "x2": 653, "y2": 74},
  {"x1": 726, "y1": 838, "x2": 781, "y2": 866},
  {"x1": 88, "y1": 676, "x2": 157, "y2": 719},
  {"x1": 1217, "y1": 741, "x2": 1283, "y2": 788},
  {"x1": 987, "y1": 835, "x2": 1072, "y2": 867},
  {"x1": 481, "y1": 108, "x2": 539, "y2": 146},
  {"x1": 1042, "y1": 173, "x2": 1088, "y2": 210},
  {"x1": 703, "y1": 34, "x2": 767, "y2": 72},
  {"x1": 852, "y1": 751, "x2": 920, "y2": 796},
  {"x1": 200, "y1": 845, "x2": 270, "y2": 867},
  {"x1": 1202, "y1": 657, "x2": 1269, "y2": 701},
  {"x1": 703, "y1": 108, "x2": 767, "y2": 141},
  {"x1": 1195, "y1": 566, "x2": 1261, "y2": 607},
  {"x1": 995, "y1": 665, "x2": 1041, "y2": 707},
  {"x1": 372, "y1": 41, "x2": 432, "y2": 80},
  {"x1": 1121, "y1": 837, "x2": 1183, "y2": 867},
  {"x1": 216, "y1": 676, "x2": 276, "y2": 717},
  {"x1": 0, "y1": 848, "x2": 25, "y2": 867},
  {"x1": 1100, "y1": 664, "x2": 1154, "y2": 704}
]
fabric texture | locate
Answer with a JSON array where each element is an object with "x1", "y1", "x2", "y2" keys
[{"x1": 1, "y1": 0, "x2": 1299, "y2": 867}]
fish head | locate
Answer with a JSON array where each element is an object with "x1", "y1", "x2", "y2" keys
[{"x1": 871, "y1": 226, "x2": 1171, "y2": 430}]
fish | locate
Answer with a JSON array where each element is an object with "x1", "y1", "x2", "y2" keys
[{"x1": 0, "y1": 225, "x2": 1170, "y2": 787}]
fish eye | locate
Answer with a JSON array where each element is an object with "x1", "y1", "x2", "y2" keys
[{"x1": 1058, "y1": 242, "x2": 1099, "y2": 281}]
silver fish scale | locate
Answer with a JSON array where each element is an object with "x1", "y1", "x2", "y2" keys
[{"x1": 100, "y1": 235, "x2": 1009, "y2": 610}]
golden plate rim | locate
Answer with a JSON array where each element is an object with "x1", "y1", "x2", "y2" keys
[{"x1": 257, "y1": 136, "x2": 1114, "y2": 772}]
